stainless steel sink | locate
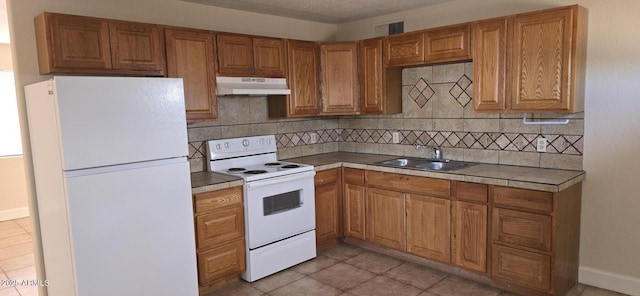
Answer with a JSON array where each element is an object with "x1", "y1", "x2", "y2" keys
[{"x1": 376, "y1": 157, "x2": 476, "y2": 172}]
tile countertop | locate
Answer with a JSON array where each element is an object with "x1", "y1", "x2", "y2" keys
[
  {"x1": 285, "y1": 152, "x2": 585, "y2": 192},
  {"x1": 190, "y1": 171, "x2": 243, "y2": 194}
]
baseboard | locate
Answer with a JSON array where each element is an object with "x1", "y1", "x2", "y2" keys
[
  {"x1": 0, "y1": 207, "x2": 29, "y2": 221},
  {"x1": 580, "y1": 266, "x2": 640, "y2": 296}
]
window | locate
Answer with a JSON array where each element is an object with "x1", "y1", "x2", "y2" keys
[{"x1": 0, "y1": 71, "x2": 22, "y2": 156}]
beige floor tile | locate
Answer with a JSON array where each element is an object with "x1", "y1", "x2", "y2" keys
[
  {"x1": 427, "y1": 275, "x2": 501, "y2": 296},
  {"x1": 345, "y1": 252, "x2": 403, "y2": 274},
  {"x1": 17, "y1": 223, "x2": 31, "y2": 234},
  {"x1": 384, "y1": 262, "x2": 448, "y2": 290},
  {"x1": 349, "y1": 275, "x2": 422, "y2": 296},
  {"x1": 5, "y1": 265, "x2": 36, "y2": 281},
  {"x1": 0, "y1": 253, "x2": 35, "y2": 273},
  {"x1": 14, "y1": 284, "x2": 38, "y2": 296},
  {"x1": 0, "y1": 243, "x2": 34, "y2": 261},
  {"x1": 321, "y1": 243, "x2": 364, "y2": 261},
  {"x1": 581, "y1": 286, "x2": 629, "y2": 296},
  {"x1": 0, "y1": 287, "x2": 20, "y2": 296},
  {"x1": 202, "y1": 280, "x2": 264, "y2": 296},
  {"x1": 0, "y1": 234, "x2": 31, "y2": 250},
  {"x1": 291, "y1": 255, "x2": 339, "y2": 275},
  {"x1": 417, "y1": 292, "x2": 439, "y2": 296},
  {"x1": 270, "y1": 277, "x2": 341, "y2": 296},
  {"x1": 251, "y1": 269, "x2": 305, "y2": 293},
  {"x1": 12, "y1": 219, "x2": 30, "y2": 229},
  {"x1": 0, "y1": 273, "x2": 5, "y2": 281},
  {"x1": 310, "y1": 262, "x2": 375, "y2": 290},
  {"x1": 0, "y1": 223, "x2": 24, "y2": 240}
]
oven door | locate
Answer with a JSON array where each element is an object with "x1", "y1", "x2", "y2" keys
[{"x1": 245, "y1": 170, "x2": 316, "y2": 249}]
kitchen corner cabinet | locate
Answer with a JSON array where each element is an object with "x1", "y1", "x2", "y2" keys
[
  {"x1": 491, "y1": 184, "x2": 582, "y2": 295},
  {"x1": 314, "y1": 168, "x2": 343, "y2": 250},
  {"x1": 343, "y1": 168, "x2": 366, "y2": 240},
  {"x1": 268, "y1": 40, "x2": 320, "y2": 117},
  {"x1": 320, "y1": 42, "x2": 359, "y2": 115},
  {"x1": 451, "y1": 182, "x2": 488, "y2": 273},
  {"x1": 216, "y1": 34, "x2": 286, "y2": 77},
  {"x1": 473, "y1": 5, "x2": 587, "y2": 113},
  {"x1": 34, "y1": 12, "x2": 165, "y2": 76},
  {"x1": 359, "y1": 38, "x2": 402, "y2": 114},
  {"x1": 164, "y1": 28, "x2": 218, "y2": 122},
  {"x1": 193, "y1": 186, "x2": 245, "y2": 290}
]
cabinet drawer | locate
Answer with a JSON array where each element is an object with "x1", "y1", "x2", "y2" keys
[
  {"x1": 343, "y1": 167, "x2": 364, "y2": 185},
  {"x1": 494, "y1": 186, "x2": 553, "y2": 213},
  {"x1": 194, "y1": 186, "x2": 242, "y2": 214},
  {"x1": 492, "y1": 245, "x2": 551, "y2": 292},
  {"x1": 493, "y1": 208, "x2": 551, "y2": 252},
  {"x1": 315, "y1": 168, "x2": 340, "y2": 187},
  {"x1": 198, "y1": 240, "x2": 245, "y2": 285},
  {"x1": 366, "y1": 171, "x2": 450, "y2": 198},
  {"x1": 454, "y1": 182, "x2": 488, "y2": 203},
  {"x1": 196, "y1": 206, "x2": 244, "y2": 250}
]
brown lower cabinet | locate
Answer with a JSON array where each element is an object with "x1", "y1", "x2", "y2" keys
[
  {"x1": 314, "y1": 168, "x2": 343, "y2": 249},
  {"x1": 325, "y1": 168, "x2": 581, "y2": 296},
  {"x1": 193, "y1": 186, "x2": 245, "y2": 292}
]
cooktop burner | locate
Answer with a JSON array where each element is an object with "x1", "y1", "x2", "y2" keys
[
  {"x1": 228, "y1": 168, "x2": 246, "y2": 172},
  {"x1": 281, "y1": 164, "x2": 300, "y2": 169},
  {"x1": 264, "y1": 162, "x2": 282, "y2": 166},
  {"x1": 244, "y1": 170, "x2": 268, "y2": 175}
]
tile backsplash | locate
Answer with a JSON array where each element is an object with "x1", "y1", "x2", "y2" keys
[{"x1": 188, "y1": 62, "x2": 584, "y2": 172}]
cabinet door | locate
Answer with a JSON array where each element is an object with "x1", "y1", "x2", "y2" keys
[
  {"x1": 108, "y1": 21, "x2": 165, "y2": 74},
  {"x1": 492, "y1": 245, "x2": 551, "y2": 292},
  {"x1": 198, "y1": 240, "x2": 246, "y2": 285},
  {"x1": 286, "y1": 40, "x2": 320, "y2": 116},
  {"x1": 359, "y1": 38, "x2": 385, "y2": 113},
  {"x1": 36, "y1": 13, "x2": 112, "y2": 73},
  {"x1": 344, "y1": 183, "x2": 366, "y2": 240},
  {"x1": 406, "y1": 194, "x2": 451, "y2": 263},
  {"x1": 366, "y1": 187, "x2": 406, "y2": 251},
  {"x1": 165, "y1": 28, "x2": 218, "y2": 122},
  {"x1": 315, "y1": 182, "x2": 342, "y2": 248},
  {"x1": 452, "y1": 201, "x2": 487, "y2": 273},
  {"x1": 424, "y1": 24, "x2": 471, "y2": 63},
  {"x1": 385, "y1": 32, "x2": 425, "y2": 67},
  {"x1": 320, "y1": 42, "x2": 359, "y2": 114},
  {"x1": 254, "y1": 37, "x2": 286, "y2": 77},
  {"x1": 472, "y1": 18, "x2": 508, "y2": 112},
  {"x1": 196, "y1": 206, "x2": 244, "y2": 250},
  {"x1": 216, "y1": 34, "x2": 255, "y2": 76},
  {"x1": 510, "y1": 8, "x2": 573, "y2": 111}
]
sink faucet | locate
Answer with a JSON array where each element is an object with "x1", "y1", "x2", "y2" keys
[{"x1": 415, "y1": 144, "x2": 443, "y2": 160}]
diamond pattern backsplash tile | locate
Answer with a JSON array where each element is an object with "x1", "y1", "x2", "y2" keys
[
  {"x1": 409, "y1": 78, "x2": 435, "y2": 108},
  {"x1": 450, "y1": 74, "x2": 473, "y2": 107}
]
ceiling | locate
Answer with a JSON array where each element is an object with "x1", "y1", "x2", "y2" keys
[
  {"x1": 182, "y1": 0, "x2": 453, "y2": 24},
  {"x1": 0, "y1": 0, "x2": 8, "y2": 43}
]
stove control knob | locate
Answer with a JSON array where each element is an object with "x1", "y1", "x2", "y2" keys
[
  {"x1": 260, "y1": 139, "x2": 265, "y2": 144},
  {"x1": 224, "y1": 142, "x2": 229, "y2": 149},
  {"x1": 242, "y1": 139, "x2": 250, "y2": 147},
  {"x1": 266, "y1": 139, "x2": 271, "y2": 145},
  {"x1": 215, "y1": 144, "x2": 221, "y2": 150}
]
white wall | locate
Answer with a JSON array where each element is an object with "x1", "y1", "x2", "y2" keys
[
  {"x1": 337, "y1": 0, "x2": 640, "y2": 294},
  {"x1": 6, "y1": 1, "x2": 335, "y2": 295}
]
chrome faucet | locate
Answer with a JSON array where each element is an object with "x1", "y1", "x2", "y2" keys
[{"x1": 415, "y1": 144, "x2": 443, "y2": 160}]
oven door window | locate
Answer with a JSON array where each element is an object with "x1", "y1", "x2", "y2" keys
[{"x1": 263, "y1": 190, "x2": 301, "y2": 216}]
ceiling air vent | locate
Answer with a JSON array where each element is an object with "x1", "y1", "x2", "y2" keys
[{"x1": 374, "y1": 21, "x2": 404, "y2": 37}]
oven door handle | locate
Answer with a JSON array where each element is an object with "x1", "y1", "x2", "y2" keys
[{"x1": 246, "y1": 171, "x2": 316, "y2": 189}]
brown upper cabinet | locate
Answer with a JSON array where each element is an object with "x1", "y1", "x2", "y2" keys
[
  {"x1": 473, "y1": 5, "x2": 587, "y2": 113},
  {"x1": 216, "y1": 33, "x2": 286, "y2": 77},
  {"x1": 35, "y1": 12, "x2": 165, "y2": 76},
  {"x1": 268, "y1": 40, "x2": 320, "y2": 117},
  {"x1": 359, "y1": 37, "x2": 402, "y2": 114},
  {"x1": 385, "y1": 23, "x2": 471, "y2": 67},
  {"x1": 164, "y1": 28, "x2": 218, "y2": 123},
  {"x1": 320, "y1": 42, "x2": 359, "y2": 115}
]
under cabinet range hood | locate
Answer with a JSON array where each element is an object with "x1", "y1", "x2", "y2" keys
[{"x1": 216, "y1": 77, "x2": 291, "y2": 96}]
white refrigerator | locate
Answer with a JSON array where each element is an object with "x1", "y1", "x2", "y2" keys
[{"x1": 25, "y1": 76, "x2": 198, "y2": 296}]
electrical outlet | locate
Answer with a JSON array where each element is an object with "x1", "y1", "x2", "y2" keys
[
  {"x1": 310, "y1": 133, "x2": 318, "y2": 144},
  {"x1": 536, "y1": 138, "x2": 547, "y2": 152},
  {"x1": 392, "y1": 132, "x2": 400, "y2": 144}
]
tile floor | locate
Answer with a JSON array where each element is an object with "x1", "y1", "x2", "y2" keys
[
  {"x1": 0, "y1": 218, "x2": 37, "y2": 296},
  {"x1": 204, "y1": 243, "x2": 629, "y2": 296},
  {"x1": 0, "y1": 219, "x2": 630, "y2": 296}
]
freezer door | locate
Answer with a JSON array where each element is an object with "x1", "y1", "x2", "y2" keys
[
  {"x1": 63, "y1": 160, "x2": 197, "y2": 296},
  {"x1": 53, "y1": 76, "x2": 188, "y2": 170}
]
